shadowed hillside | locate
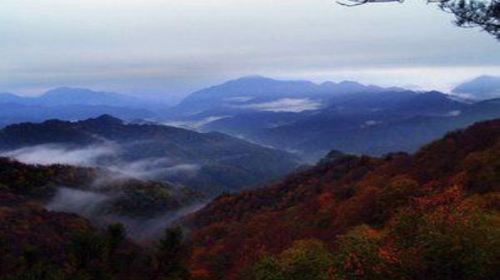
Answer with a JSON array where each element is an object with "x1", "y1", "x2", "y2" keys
[
  {"x1": 0, "y1": 119, "x2": 498, "y2": 280},
  {"x1": 185, "y1": 119, "x2": 500, "y2": 279},
  {"x1": 0, "y1": 115, "x2": 301, "y2": 195}
]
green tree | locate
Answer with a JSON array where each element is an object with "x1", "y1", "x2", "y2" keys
[
  {"x1": 332, "y1": 225, "x2": 391, "y2": 280},
  {"x1": 242, "y1": 255, "x2": 285, "y2": 280},
  {"x1": 392, "y1": 202, "x2": 500, "y2": 279},
  {"x1": 278, "y1": 239, "x2": 333, "y2": 280}
]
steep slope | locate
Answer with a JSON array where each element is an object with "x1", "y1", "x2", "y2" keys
[
  {"x1": 185, "y1": 119, "x2": 500, "y2": 279},
  {"x1": 0, "y1": 115, "x2": 300, "y2": 195}
]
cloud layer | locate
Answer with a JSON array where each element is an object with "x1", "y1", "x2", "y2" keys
[
  {"x1": 1, "y1": 0, "x2": 499, "y2": 98},
  {"x1": 1, "y1": 144, "x2": 200, "y2": 181},
  {"x1": 240, "y1": 98, "x2": 322, "y2": 112},
  {"x1": 1, "y1": 144, "x2": 116, "y2": 166}
]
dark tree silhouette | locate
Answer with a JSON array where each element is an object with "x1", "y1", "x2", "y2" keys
[
  {"x1": 337, "y1": 0, "x2": 500, "y2": 39},
  {"x1": 154, "y1": 227, "x2": 190, "y2": 279},
  {"x1": 440, "y1": 0, "x2": 499, "y2": 39}
]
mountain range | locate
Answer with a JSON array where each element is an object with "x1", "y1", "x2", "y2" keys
[
  {"x1": 0, "y1": 87, "x2": 154, "y2": 107},
  {"x1": 2, "y1": 76, "x2": 500, "y2": 162},
  {"x1": 0, "y1": 115, "x2": 300, "y2": 195},
  {"x1": 0, "y1": 87, "x2": 164, "y2": 128},
  {"x1": 0, "y1": 118, "x2": 496, "y2": 279},
  {"x1": 164, "y1": 76, "x2": 500, "y2": 161},
  {"x1": 0, "y1": 75, "x2": 498, "y2": 279}
]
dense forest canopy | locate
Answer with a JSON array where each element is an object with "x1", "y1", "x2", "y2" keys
[{"x1": 184, "y1": 119, "x2": 500, "y2": 279}]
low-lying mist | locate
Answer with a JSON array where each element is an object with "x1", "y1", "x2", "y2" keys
[
  {"x1": 46, "y1": 187, "x2": 205, "y2": 241},
  {"x1": 109, "y1": 158, "x2": 200, "y2": 181},
  {"x1": 1, "y1": 144, "x2": 206, "y2": 241},
  {"x1": 1, "y1": 144, "x2": 116, "y2": 166},
  {"x1": 45, "y1": 187, "x2": 111, "y2": 217},
  {"x1": 1, "y1": 143, "x2": 201, "y2": 181},
  {"x1": 108, "y1": 203, "x2": 207, "y2": 241}
]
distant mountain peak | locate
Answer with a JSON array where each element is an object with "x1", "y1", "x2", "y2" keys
[
  {"x1": 43, "y1": 87, "x2": 99, "y2": 96},
  {"x1": 452, "y1": 75, "x2": 500, "y2": 100},
  {"x1": 221, "y1": 75, "x2": 278, "y2": 85},
  {"x1": 229, "y1": 75, "x2": 315, "y2": 85},
  {"x1": 236, "y1": 75, "x2": 271, "y2": 81},
  {"x1": 0, "y1": 92, "x2": 24, "y2": 104}
]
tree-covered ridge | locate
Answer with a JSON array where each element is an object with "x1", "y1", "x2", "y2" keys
[
  {"x1": 0, "y1": 115, "x2": 300, "y2": 195},
  {"x1": 185, "y1": 119, "x2": 500, "y2": 279},
  {"x1": 0, "y1": 159, "x2": 196, "y2": 279},
  {"x1": 0, "y1": 119, "x2": 498, "y2": 280},
  {"x1": 0, "y1": 157, "x2": 200, "y2": 218},
  {"x1": 0, "y1": 204, "x2": 191, "y2": 280}
]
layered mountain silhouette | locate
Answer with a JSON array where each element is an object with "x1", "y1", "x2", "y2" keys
[
  {"x1": 2, "y1": 76, "x2": 500, "y2": 162},
  {"x1": 0, "y1": 115, "x2": 300, "y2": 195},
  {"x1": 168, "y1": 76, "x2": 404, "y2": 117},
  {"x1": 0, "y1": 114, "x2": 497, "y2": 279},
  {"x1": 0, "y1": 87, "x2": 163, "y2": 128},
  {"x1": 0, "y1": 87, "x2": 150, "y2": 107},
  {"x1": 165, "y1": 76, "x2": 500, "y2": 161}
]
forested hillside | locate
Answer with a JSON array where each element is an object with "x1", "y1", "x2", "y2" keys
[
  {"x1": 0, "y1": 119, "x2": 498, "y2": 280},
  {"x1": 185, "y1": 119, "x2": 500, "y2": 279},
  {"x1": 0, "y1": 158, "x2": 199, "y2": 279},
  {"x1": 0, "y1": 115, "x2": 300, "y2": 195}
]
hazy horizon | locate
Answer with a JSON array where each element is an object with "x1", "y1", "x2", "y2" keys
[
  {"x1": 2, "y1": 0, "x2": 499, "y2": 102},
  {"x1": 2, "y1": 73, "x2": 498, "y2": 103}
]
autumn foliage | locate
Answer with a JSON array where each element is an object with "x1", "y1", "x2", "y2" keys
[
  {"x1": 0, "y1": 119, "x2": 498, "y2": 279},
  {"x1": 185, "y1": 119, "x2": 500, "y2": 279}
]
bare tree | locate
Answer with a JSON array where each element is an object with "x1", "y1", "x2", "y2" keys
[{"x1": 337, "y1": 0, "x2": 500, "y2": 40}]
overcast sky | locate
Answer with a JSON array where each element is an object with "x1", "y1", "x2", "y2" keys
[{"x1": 1, "y1": 0, "x2": 499, "y2": 102}]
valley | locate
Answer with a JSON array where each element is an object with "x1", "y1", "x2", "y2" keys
[{"x1": 0, "y1": 76, "x2": 499, "y2": 280}]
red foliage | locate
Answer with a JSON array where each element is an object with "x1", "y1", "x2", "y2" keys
[{"x1": 185, "y1": 119, "x2": 500, "y2": 279}]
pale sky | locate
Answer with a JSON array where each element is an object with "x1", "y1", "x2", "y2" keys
[{"x1": 1, "y1": 0, "x2": 499, "y2": 102}]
